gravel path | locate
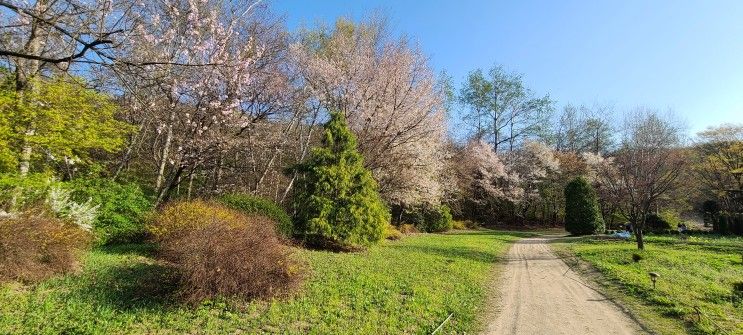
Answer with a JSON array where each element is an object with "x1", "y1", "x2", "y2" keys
[{"x1": 483, "y1": 237, "x2": 646, "y2": 335}]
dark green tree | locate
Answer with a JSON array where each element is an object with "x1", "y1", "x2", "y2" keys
[
  {"x1": 293, "y1": 112, "x2": 390, "y2": 247},
  {"x1": 564, "y1": 176, "x2": 605, "y2": 235}
]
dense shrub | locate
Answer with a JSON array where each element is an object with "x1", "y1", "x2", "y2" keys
[
  {"x1": 68, "y1": 178, "x2": 153, "y2": 245},
  {"x1": 383, "y1": 224, "x2": 402, "y2": 240},
  {"x1": 645, "y1": 213, "x2": 675, "y2": 232},
  {"x1": 0, "y1": 173, "x2": 55, "y2": 211},
  {"x1": 0, "y1": 214, "x2": 90, "y2": 283},
  {"x1": 420, "y1": 205, "x2": 454, "y2": 233},
  {"x1": 701, "y1": 200, "x2": 720, "y2": 226},
  {"x1": 714, "y1": 213, "x2": 743, "y2": 236},
  {"x1": 217, "y1": 193, "x2": 292, "y2": 238},
  {"x1": 658, "y1": 210, "x2": 682, "y2": 230},
  {"x1": 292, "y1": 112, "x2": 389, "y2": 248},
  {"x1": 452, "y1": 220, "x2": 467, "y2": 230},
  {"x1": 564, "y1": 176, "x2": 605, "y2": 235},
  {"x1": 733, "y1": 282, "x2": 743, "y2": 307},
  {"x1": 149, "y1": 201, "x2": 302, "y2": 303},
  {"x1": 399, "y1": 204, "x2": 454, "y2": 233},
  {"x1": 398, "y1": 224, "x2": 419, "y2": 234}
]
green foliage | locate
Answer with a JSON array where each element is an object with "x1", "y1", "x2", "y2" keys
[
  {"x1": 644, "y1": 213, "x2": 673, "y2": 232},
  {"x1": 733, "y1": 282, "x2": 743, "y2": 307},
  {"x1": 0, "y1": 172, "x2": 55, "y2": 211},
  {"x1": 564, "y1": 176, "x2": 605, "y2": 235},
  {"x1": 382, "y1": 224, "x2": 402, "y2": 240},
  {"x1": 292, "y1": 112, "x2": 389, "y2": 247},
  {"x1": 397, "y1": 204, "x2": 454, "y2": 233},
  {"x1": 217, "y1": 193, "x2": 292, "y2": 238},
  {"x1": 67, "y1": 178, "x2": 153, "y2": 245},
  {"x1": 0, "y1": 231, "x2": 522, "y2": 334},
  {"x1": 408, "y1": 205, "x2": 453, "y2": 233},
  {"x1": 644, "y1": 210, "x2": 682, "y2": 233},
  {"x1": 0, "y1": 76, "x2": 133, "y2": 174}
]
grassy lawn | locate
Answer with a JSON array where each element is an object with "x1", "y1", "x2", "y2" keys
[
  {"x1": 555, "y1": 235, "x2": 743, "y2": 335},
  {"x1": 0, "y1": 230, "x2": 522, "y2": 334}
]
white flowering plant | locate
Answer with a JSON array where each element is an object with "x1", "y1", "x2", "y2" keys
[{"x1": 47, "y1": 186, "x2": 99, "y2": 231}]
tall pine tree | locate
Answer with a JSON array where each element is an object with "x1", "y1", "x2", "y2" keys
[{"x1": 293, "y1": 111, "x2": 390, "y2": 247}]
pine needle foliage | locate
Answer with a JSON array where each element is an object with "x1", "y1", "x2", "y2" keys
[
  {"x1": 564, "y1": 176, "x2": 605, "y2": 235},
  {"x1": 293, "y1": 112, "x2": 390, "y2": 248}
]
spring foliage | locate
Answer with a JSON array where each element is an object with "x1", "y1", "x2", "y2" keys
[
  {"x1": 68, "y1": 179, "x2": 153, "y2": 245},
  {"x1": 292, "y1": 112, "x2": 390, "y2": 247},
  {"x1": 0, "y1": 76, "x2": 131, "y2": 173},
  {"x1": 217, "y1": 193, "x2": 293, "y2": 238},
  {"x1": 564, "y1": 176, "x2": 605, "y2": 235}
]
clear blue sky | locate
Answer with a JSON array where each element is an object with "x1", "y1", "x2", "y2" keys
[{"x1": 271, "y1": 0, "x2": 743, "y2": 134}]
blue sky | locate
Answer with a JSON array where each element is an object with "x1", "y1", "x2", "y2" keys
[{"x1": 271, "y1": 0, "x2": 743, "y2": 134}]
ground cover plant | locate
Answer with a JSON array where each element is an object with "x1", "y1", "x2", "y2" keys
[
  {"x1": 555, "y1": 235, "x2": 743, "y2": 334},
  {"x1": 0, "y1": 230, "x2": 521, "y2": 334}
]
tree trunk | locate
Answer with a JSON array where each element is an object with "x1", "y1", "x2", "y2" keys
[
  {"x1": 18, "y1": 128, "x2": 34, "y2": 176},
  {"x1": 16, "y1": 0, "x2": 46, "y2": 177},
  {"x1": 492, "y1": 86, "x2": 499, "y2": 153},
  {"x1": 156, "y1": 165, "x2": 185, "y2": 206},
  {"x1": 187, "y1": 170, "x2": 195, "y2": 200},
  {"x1": 635, "y1": 227, "x2": 645, "y2": 250},
  {"x1": 155, "y1": 109, "x2": 176, "y2": 191}
]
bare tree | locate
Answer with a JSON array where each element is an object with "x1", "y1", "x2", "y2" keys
[
  {"x1": 555, "y1": 103, "x2": 614, "y2": 154},
  {"x1": 459, "y1": 65, "x2": 553, "y2": 153},
  {"x1": 591, "y1": 109, "x2": 686, "y2": 249}
]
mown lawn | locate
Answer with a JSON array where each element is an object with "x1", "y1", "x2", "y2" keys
[
  {"x1": 555, "y1": 235, "x2": 743, "y2": 335},
  {"x1": 0, "y1": 230, "x2": 522, "y2": 334}
]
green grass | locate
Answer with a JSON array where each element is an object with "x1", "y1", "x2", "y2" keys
[
  {"x1": 555, "y1": 234, "x2": 743, "y2": 335},
  {"x1": 0, "y1": 230, "x2": 522, "y2": 334}
]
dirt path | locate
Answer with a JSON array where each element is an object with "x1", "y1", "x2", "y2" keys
[{"x1": 483, "y1": 237, "x2": 646, "y2": 335}]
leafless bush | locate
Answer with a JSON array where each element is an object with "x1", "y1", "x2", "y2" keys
[
  {"x1": 0, "y1": 214, "x2": 90, "y2": 283},
  {"x1": 151, "y1": 201, "x2": 303, "y2": 303}
]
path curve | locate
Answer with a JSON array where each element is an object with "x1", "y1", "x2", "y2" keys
[{"x1": 483, "y1": 237, "x2": 646, "y2": 335}]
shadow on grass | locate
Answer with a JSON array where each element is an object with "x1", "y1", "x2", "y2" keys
[
  {"x1": 96, "y1": 242, "x2": 158, "y2": 257},
  {"x1": 72, "y1": 247, "x2": 180, "y2": 311},
  {"x1": 386, "y1": 243, "x2": 503, "y2": 263},
  {"x1": 442, "y1": 229, "x2": 542, "y2": 238}
]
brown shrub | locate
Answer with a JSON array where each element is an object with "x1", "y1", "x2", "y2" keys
[
  {"x1": 398, "y1": 223, "x2": 420, "y2": 234},
  {"x1": 0, "y1": 214, "x2": 91, "y2": 283},
  {"x1": 150, "y1": 201, "x2": 302, "y2": 303}
]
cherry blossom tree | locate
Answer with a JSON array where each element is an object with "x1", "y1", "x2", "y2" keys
[
  {"x1": 109, "y1": 0, "x2": 286, "y2": 204},
  {"x1": 586, "y1": 110, "x2": 686, "y2": 249},
  {"x1": 291, "y1": 17, "x2": 448, "y2": 207},
  {"x1": 503, "y1": 141, "x2": 561, "y2": 222}
]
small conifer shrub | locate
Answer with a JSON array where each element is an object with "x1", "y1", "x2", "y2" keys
[{"x1": 291, "y1": 111, "x2": 390, "y2": 248}]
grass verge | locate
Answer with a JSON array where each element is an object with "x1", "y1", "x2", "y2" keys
[
  {"x1": 0, "y1": 230, "x2": 521, "y2": 334},
  {"x1": 553, "y1": 235, "x2": 743, "y2": 335}
]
